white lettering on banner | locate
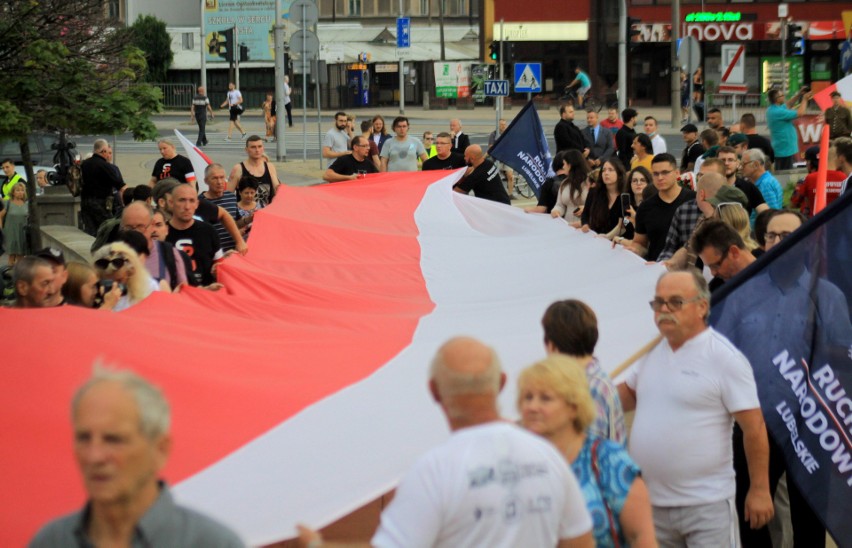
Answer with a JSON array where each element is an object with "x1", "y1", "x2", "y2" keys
[
  {"x1": 515, "y1": 151, "x2": 546, "y2": 183},
  {"x1": 777, "y1": 401, "x2": 820, "y2": 473},
  {"x1": 773, "y1": 350, "x2": 852, "y2": 486},
  {"x1": 685, "y1": 23, "x2": 753, "y2": 42},
  {"x1": 798, "y1": 122, "x2": 825, "y2": 144}
]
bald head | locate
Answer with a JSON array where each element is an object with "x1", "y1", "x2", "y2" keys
[
  {"x1": 430, "y1": 337, "x2": 502, "y2": 399},
  {"x1": 698, "y1": 171, "x2": 725, "y2": 197},
  {"x1": 463, "y1": 144, "x2": 485, "y2": 167}
]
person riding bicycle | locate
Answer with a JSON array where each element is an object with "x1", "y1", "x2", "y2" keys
[{"x1": 564, "y1": 67, "x2": 591, "y2": 107}]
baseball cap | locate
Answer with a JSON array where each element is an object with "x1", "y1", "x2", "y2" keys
[
  {"x1": 727, "y1": 133, "x2": 748, "y2": 146},
  {"x1": 34, "y1": 247, "x2": 66, "y2": 266},
  {"x1": 804, "y1": 146, "x2": 820, "y2": 163},
  {"x1": 680, "y1": 123, "x2": 698, "y2": 133},
  {"x1": 707, "y1": 185, "x2": 749, "y2": 209}
]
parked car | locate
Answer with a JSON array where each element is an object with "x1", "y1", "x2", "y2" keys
[{"x1": 0, "y1": 133, "x2": 59, "y2": 166}]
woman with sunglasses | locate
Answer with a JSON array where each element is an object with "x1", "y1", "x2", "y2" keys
[
  {"x1": 92, "y1": 242, "x2": 158, "y2": 311},
  {"x1": 518, "y1": 355, "x2": 656, "y2": 548},
  {"x1": 62, "y1": 262, "x2": 122, "y2": 310}
]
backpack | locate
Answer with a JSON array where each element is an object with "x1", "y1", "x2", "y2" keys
[{"x1": 158, "y1": 240, "x2": 197, "y2": 288}]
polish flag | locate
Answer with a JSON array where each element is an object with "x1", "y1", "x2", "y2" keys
[
  {"x1": 175, "y1": 129, "x2": 212, "y2": 191},
  {"x1": 1, "y1": 170, "x2": 663, "y2": 545}
]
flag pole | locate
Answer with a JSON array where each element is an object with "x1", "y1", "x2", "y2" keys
[
  {"x1": 609, "y1": 334, "x2": 662, "y2": 379},
  {"x1": 813, "y1": 124, "x2": 830, "y2": 215}
]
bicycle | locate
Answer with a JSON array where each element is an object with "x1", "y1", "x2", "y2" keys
[{"x1": 499, "y1": 167, "x2": 534, "y2": 200}]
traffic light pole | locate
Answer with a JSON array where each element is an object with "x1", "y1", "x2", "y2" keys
[
  {"x1": 497, "y1": 19, "x2": 504, "y2": 128},
  {"x1": 671, "y1": 0, "x2": 681, "y2": 130},
  {"x1": 235, "y1": 26, "x2": 240, "y2": 90},
  {"x1": 273, "y1": 0, "x2": 286, "y2": 160},
  {"x1": 199, "y1": 0, "x2": 207, "y2": 92},
  {"x1": 618, "y1": 0, "x2": 626, "y2": 114}
]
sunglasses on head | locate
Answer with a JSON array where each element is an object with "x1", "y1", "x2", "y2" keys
[{"x1": 94, "y1": 257, "x2": 128, "y2": 271}]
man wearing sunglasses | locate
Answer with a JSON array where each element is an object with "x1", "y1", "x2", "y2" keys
[
  {"x1": 422, "y1": 132, "x2": 466, "y2": 171},
  {"x1": 618, "y1": 269, "x2": 772, "y2": 545}
]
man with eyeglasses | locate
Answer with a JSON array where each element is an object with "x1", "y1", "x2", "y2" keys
[
  {"x1": 618, "y1": 269, "x2": 772, "y2": 545},
  {"x1": 380, "y1": 116, "x2": 428, "y2": 172},
  {"x1": 121, "y1": 201, "x2": 189, "y2": 290},
  {"x1": 323, "y1": 136, "x2": 380, "y2": 183},
  {"x1": 692, "y1": 219, "x2": 756, "y2": 283},
  {"x1": 422, "y1": 132, "x2": 466, "y2": 171},
  {"x1": 741, "y1": 149, "x2": 783, "y2": 210},
  {"x1": 631, "y1": 153, "x2": 695, "y2": 261},
  {"x1": 763, "y1": 210, "x2": 805, "y2": 252}
]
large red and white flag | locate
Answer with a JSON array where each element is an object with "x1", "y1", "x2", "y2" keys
[{"x1": 1, "y1": 170, "x2": 663, "y2": 545}]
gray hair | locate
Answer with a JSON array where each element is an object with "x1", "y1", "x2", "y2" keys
[
  {"x1": 93, "y1": 139, "x2": 110, "y2": 154},
  {"x1": 204, "y1": 162, "x2": 225, "y2": 180},
  {"x1": 743, "y1": 148, "x2": 766, "y2": 168},
  {"x1": 157, "y1": 138, "x2": 176, "y2": 148},
  {"x1": 658, "y1": 268, "x2": 711, "y2": 320},
  {"x1": 429, "y1": 340, "x2": 502, "y2": 398},
  {"x1": 72, "y1": 364, "x2": 171, "y2": 440}
]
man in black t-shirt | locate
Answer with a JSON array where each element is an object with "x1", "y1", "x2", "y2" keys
[
  {"x1": 632, "y1": 153, "x2": 696, "y2": 261},
  {"x1": 455, "y1": 145, "x2": 511, "y2": 205},
  {"x1": 717, "y1": 147, "x2": 768, "y2": 216},
  {"x1": 680, "y1": 124, "x2": 705, "y2": 172},
  {"x1": 323, "y1": 136, "x2": 379, "y2": 182},
  {"x1": 148, "y1": 139, "x2": 196, "y2": 188},
  {"x1": 423, "y1": 132, "x2": 467, "y2": 171},
  {"x1": 165, "y1": 184, "x2": 224, "y2": 287}
]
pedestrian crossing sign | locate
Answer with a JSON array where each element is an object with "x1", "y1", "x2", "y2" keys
[{"x1": 514, "y1": 63, "x2": 542, "y2": 93}]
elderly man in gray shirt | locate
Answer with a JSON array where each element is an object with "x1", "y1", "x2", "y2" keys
[{"x1": 29, "y1": 368, "x2": 244, "y2": 548}]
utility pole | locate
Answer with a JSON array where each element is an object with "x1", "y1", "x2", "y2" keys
[
  {"x1": 398, "y1": 0, "x2": 405, "y2": 114},
  {"x1": 273, "y1": 0, "x2": 287, "y2": 160},
  {"x1": 671, "y1": 0, "x2": 681, "y2": 129},
  {"x1": 200, "y1": 0, "x2": 207, "y2": 91},
  {"x1": 618, "y1": 0, "x2": 627, "y2": 114}
]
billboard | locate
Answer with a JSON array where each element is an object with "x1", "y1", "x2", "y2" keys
[{"x1": 204, "y1": 0, "x2": 289, "y2": 63}]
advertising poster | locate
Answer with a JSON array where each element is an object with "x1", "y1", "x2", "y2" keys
[
  {"x1": 205, "y1": 0, "x2": 288, "y2": 63},
  {"x1": 433, "y1": 62, "x2": 471, "y2": 99}
]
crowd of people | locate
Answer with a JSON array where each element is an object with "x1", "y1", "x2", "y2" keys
[
  {"x1": 4, "y1": 133, "x2": 291, "y2": 308},
  {"x1": 5, "y1": 86, "x2": 852, "y2": 547}
]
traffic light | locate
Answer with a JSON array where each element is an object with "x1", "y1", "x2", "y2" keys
[
  {"x1": 627, "y1": 17, "x2": 641, "y2": 45},
  {"x1": 489, "y1": 42, "x2": 499, "y2": 62},
  {"x1": 215, "y1": 27, "x2": 235, "y2": 63},
  {"x1": 786, "y1": 23, "x2": 805, "y2": 56},
  {"x1": 239, "y1": 44, "x2": 250, "y2": 62},
  {"x1": 505, "y1": 42, "x2": 515, "y2": 62}
]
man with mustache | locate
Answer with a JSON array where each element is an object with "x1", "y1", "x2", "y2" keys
[{"x1": 617, "y1": 269, "x2": 773, "y2": 545}]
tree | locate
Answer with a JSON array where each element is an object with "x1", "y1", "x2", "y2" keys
[
  {"x1": 0, "y1": 0, "x2": 162, "y2": 247},
  {"x1": 128, "y1": 15, "x2": 173, "y2": 83}
]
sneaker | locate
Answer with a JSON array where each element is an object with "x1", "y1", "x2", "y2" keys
[
  {"x1": 241, "y1": 132, "x2": 247, "y2": 138},
  {"x1": 224, "y1": 137, "x2": 231, "y2": 142}
]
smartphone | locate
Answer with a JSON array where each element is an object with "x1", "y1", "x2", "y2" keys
[{"x1": 620, "y1": 193, "x2": 631, "y2": 218}]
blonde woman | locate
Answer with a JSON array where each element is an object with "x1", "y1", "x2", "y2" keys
[
  {"x1": 0, "y1": 181, "x2": 28, "y2": 264},
  {"x1": 92, "y1": 242, "x2": 157, "y2": 311},
  {"x1": 518, "y1": 355, "x2": 656, "y2": 548},
  {"x1": 716, "y1": 202, "x2": 758, "y2": 252}
]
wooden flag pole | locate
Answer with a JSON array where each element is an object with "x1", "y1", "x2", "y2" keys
[{"x1": 609, "y1": 334, "x2": 662, "y2": 379}]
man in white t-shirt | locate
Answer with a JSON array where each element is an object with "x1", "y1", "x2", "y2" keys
[
  {"x1": 299, "y1": 337, "x2": 593, "y2": 548},
  {"x1": 618, "y1": 270, "x2": 773, "y2": 546}
]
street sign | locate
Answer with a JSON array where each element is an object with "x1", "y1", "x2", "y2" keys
[
  {"x1": 396, "y1": 17, "x2": 410, "y2": 48},
  {"x1": 514, "y1": 63, "x2": 542, "y2": 93},
  {"x1": 721, "y1": 43, "x2": 745, "y2": 85},
  {"x1": 290, "y1": 0, "x2": 319, "y2": 28},
  {"x1": 677, "y1": 36, "x2": 701, "y2": 75},
  {"x1": 484, "y1": 80, "x2": 509, "y2": 97},
  {"x1": 289, "y1": 29, "x2": 320, "y2": 60}
]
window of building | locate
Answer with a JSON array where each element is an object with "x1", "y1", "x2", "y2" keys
[
  {"x1": 348, "y1": 0, "x2": 361, "y2": 15},
  {"x1": 182, "y1": 33, "x2": 195, "y2": 50}
]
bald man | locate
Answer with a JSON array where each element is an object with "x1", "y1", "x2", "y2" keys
[
  {"x1": 455, "y1": 145, "x2": 511, "y2": 205},
  {"x1": 299, "y1": 337, "x2": 594, "y2": 547}
]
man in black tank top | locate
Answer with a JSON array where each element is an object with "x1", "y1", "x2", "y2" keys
[{"x1": 228, "y1": 135, "x2": 281, "y2": 207}]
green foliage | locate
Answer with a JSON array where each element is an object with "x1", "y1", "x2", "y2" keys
[
  {"x1": 0, "y1": 0, "x2": 162, "y2": 143},
  {"x1": 128, "y1": 15, "x2": 174, "y2": 83}
]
